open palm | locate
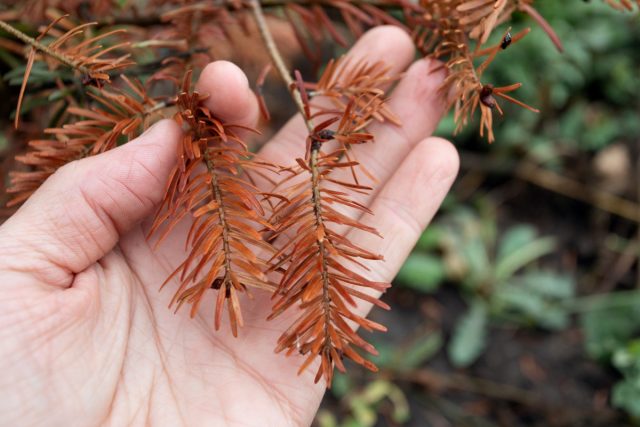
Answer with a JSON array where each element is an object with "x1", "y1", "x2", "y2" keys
[{"x1": 0, "y1": 27, "x2": 458, "y2": 427}]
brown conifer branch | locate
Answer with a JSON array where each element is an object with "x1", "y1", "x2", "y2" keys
[
  {"x1": 251, "y1": 0, "x2": 347, "y2": 376},
  {"x1": 0, "y1": 19, "x2": 91, "y2": 75},
  {"x1": 267, "y1": 66, "x2": 397, "y2": 386},
  {"x1": 94, "y1": 0, "x2": 405, "y2": 27},
  {"x1": 518, "y1": 2, "x2": 563, "y2": 52},
  {"x1": 309, "y1": 142, "x2": 333, "y2": 361},
  {"x1": 260, "y1": 0, "x2": 399, "y2": 6},
  {"x1": 7, "y1": 80, "x2": 171, "y2": 206},
  {"x1": 204, "y1": 149, "x2": 235, "y2": 298},
  {"x1": 149, "y1": 74, "x2": 275, "y2": 336}
]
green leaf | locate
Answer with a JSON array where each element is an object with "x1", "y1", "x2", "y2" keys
[
  {"x1": 493, "y1": 285, "x2": 570, "y2": 330},
  {"x1": 316, "y1": 410, "x2": 338, "y2": 427},
  {"x1": 494, "y1": 287, "x2": 544, "y2": 314},
  {"x1": 494, "y1": 236, "x2": 556, "y2": 282},
  {"x1": 518, "y1": 271, "x2": 575, "y2": 299},
  {"x1": 342, "y1": 419, "x2": 363, "y2": 427},
  {"x1": 5, "y1": 63, "x2": 64, "y2": 85},
  {"x1": 461, "y1": 238, "x2": 491, "y2": 282},
  {"x1": 415, "y1": 225, "x2": 444, "y2": 251},
  {"x1": 497, "y1": 225, "x2": 537, "y2": 261},
  {"x1": 10, "y1": 94, "x2": 58, "y2": 117},
  {"x1": 612, "y1": 379, "x2": 640, "y2": 418},
  {"x1": 0, "y1": 48, "x2": 20, "y2": 68},
  {"x1": 331, "y1": 372, "x2": 352, "y2": 399},
  {"x1": 350, "y1": 398, "x2": 376, "y2": 427},
  {"x1": 581, "y1": 301, "x2": 640, "y2": 360},
  {"x1": 493, "y1": 271, "x2": 575, "y2": 329},
  {"x1": 612, "y1": 340, "x2": 640, "y2": 373},
  {"x1": 0, "y1": 133, "x2": 8, "y2": 151},
  {"x1": 402, "y1": 332, "x2": 443, "y2": 369},
  {"x1": 48, "y1": 88, "x2": 74, "y2": 102},
  {"x1": 387, "y1": 385, "x2": 410, "y2": 423},
  {"x1": 368, "y1": 340, "x2": 395, "y2": 368},
  {"x1": 358, "y1": 381, "x2": 410, "y2": 424},
  {"x1": 395, "y1": 253, "x2": 445, "y2": 293},
  {"x1": 448, "y1": 300, "x2": 488, "y2": 367}
]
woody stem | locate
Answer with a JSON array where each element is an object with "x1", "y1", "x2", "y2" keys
[
  {"x1": 0, "y1": 20, "x2": 91, "y2": 75},
  {"x1": 204, "y1": 149, "x2": 234, "y2": 288},
  {"x1": 310, "y1": 144, "x2": 332, "y2": 354},
  {"x1": 248, "y1": 0, "x2": 314, "y2": 132}
]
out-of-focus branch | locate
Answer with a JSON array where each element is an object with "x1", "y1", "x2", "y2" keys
[
  {"x1": 249, "y1": 0, "x2": 314, "y2": 132},
  {"x1": 460, "y1": 151, "x2": 640, "y2": 223}
]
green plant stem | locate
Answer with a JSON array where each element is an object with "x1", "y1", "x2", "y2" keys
[{"x1": 0, "y1": 20, "x2": 90, "y2": 75}]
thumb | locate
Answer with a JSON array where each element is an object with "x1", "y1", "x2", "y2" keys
[{"x1": 0, "y1": 119, "x2": 181, "y2": 287}]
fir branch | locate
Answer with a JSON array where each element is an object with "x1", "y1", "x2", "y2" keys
[
  {"x1": 267, "y1": 62, "x2": 395, "y2": 387},
  {"x1": 8, "y1": 77, "x2": 169, "y2": 206},
  {"x1": 149, "y1": 73, "x2": 276, "y2": 336},
  {"x1": 203, "y1": 148, "x2": 237, "y2": 330},
  {"x1": 309, "y1": 140, "x2": 333, "y2": 377},
  {"x1": 0, "y1": 20, "x2": 90, "y2": 75}
]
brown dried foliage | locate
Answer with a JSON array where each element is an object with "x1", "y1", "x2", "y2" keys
[
  {"x1": 7, "y1": 76, "x2": 161, "y2": 206},
  {"x1": 145, "y1": 2, "x2": 245, "y2": 87},
  {"x1": 604, "y1": 0, "x2": 640, "y2": 11},
  {"x1": 266, "y1": 65, "x2": 394, "y2": 387},
  {"x1": 1, "y1": 0, "x2": 115, "y2": 23},
  {"x1": 8, "y1": 17, "x2": 133, "y2": 128},
  {"x1": 4, "y1": 0, "x2": 631, "y2": 143},
  {"x1": 1, "y1": 0, "x2": 638, "y2": 387},
  {"x1": 305, "y1": 56, "x2": 400, "y2": 126},
  {"x1": 282, "y1": 0, "x2": 404, "y2": 64},
  {"x1": 409, "y1": 0, "x2": 546, "y2": 142},
  {"x1": 3, "y1": 16, "x2": 145, "y2": 205},
  {"x1": 148, "y1": 72, "x2": 276, "y2": 337}
]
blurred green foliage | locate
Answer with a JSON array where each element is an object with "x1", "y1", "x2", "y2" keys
[
  {"x1": 439, "y1": 1, "x2": 640, "y2": 159},
  {"x1": 318, "y1": 379, "x2": 410, "y2": 427},
  {"x1": 397, "y1": 204, "x2": 575, "y2": 367},
  {"x1": 578, "y1": 291, "x2": 640, "y2": 417},
  {"x1": 612, "y1": 340, "x2": 640, "y2": 418},
  {"x1": 319, "y1": 1, "x2": 640, "y2": 425}
]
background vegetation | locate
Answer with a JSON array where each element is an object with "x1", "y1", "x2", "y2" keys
[
  {"x1": 0, "y1": 0, "x2": 638, "y2": 425},
  {"x1": 316, "y1": 1, "x2": 640, "y2": 426}
]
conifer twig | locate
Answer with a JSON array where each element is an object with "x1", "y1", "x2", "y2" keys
[
  {"x1": 0, "y1": 20, "x2": 91, "y2": 75},
  {"x1": 249, "y1": 0, "x2": 314, "y2": 132}
]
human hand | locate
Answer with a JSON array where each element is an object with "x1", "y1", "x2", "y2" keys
[{"x1": 0, "y1": 27, "x2": 458, "y2": 427}]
